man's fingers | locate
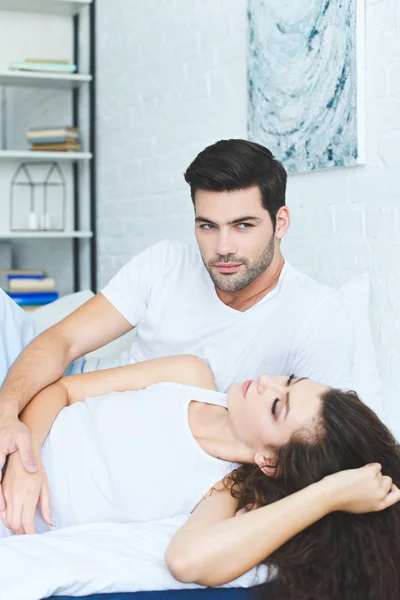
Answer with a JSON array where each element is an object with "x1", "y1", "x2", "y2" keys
[
  {"x1": 0, "y1": 484, "x2": 5, "y2": 513},
  {"x1": 0, "y1": 452, "x2": 6, "y2": 480},
  {"x1": 22, "y1": 503, "x2": 36, "y2": 535},
  {"x1": 9, "y1": 500, "x2": 24, "y2": 535},
  {"x1": 16, "y1": 436, "x2": 36, "y2": 474},
  {"x1": 0, "y1": 508, "x2": 9, "y2": 529},
  {"x1": 39, "y1": 482, "x2": 52, "y2": 527}
]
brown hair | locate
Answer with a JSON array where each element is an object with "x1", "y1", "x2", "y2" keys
[
  {"x1": 184, "y1": 139, "x2": 287, "y2": 230},
  {"x1": 229, "y1": 388, "x2": 400, "y2": 600}
]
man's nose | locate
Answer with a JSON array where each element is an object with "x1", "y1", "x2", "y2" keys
[{"x1": 216, "y1": 230, "x2": 237, "y2": 257}]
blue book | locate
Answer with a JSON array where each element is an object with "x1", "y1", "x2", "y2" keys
[
  {"x1": 7, "y1": 291, "x2": 59, "y2": 305},
  {"x1": 7, "y1": 274, "x2": 44, "y2": 280}
]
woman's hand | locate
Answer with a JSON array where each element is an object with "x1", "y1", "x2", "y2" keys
[
  {"x1": 0, "y1": 451, "x2": 52, "y2": 534},
  {"x1": 325, "y1": 463, "x2": 400, "y2": 514}
]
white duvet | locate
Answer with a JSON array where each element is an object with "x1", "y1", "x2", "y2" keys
[{"x1": 0, "y1": 515, "x2": 269, "y2": 600}]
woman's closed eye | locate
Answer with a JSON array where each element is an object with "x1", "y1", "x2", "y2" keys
[
  {"x1": 272, "y1": 397, "x2": 280, "y2": 417},
  {"x1": 271, "y1": 375, "x2": 296, "y2": 418}
]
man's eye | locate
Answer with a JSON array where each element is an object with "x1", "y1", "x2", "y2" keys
[
  {"x1": 236, "y1": 223, "x2": 253, "y2": 230},
  {"x1": 200, "y1": 224, "x2": 215, "y2": 231}
]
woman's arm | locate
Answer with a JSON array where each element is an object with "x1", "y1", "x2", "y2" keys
[
  {"x1": 165, "y1": 464, "x2": 400, "y2": 586},
  {"x1": 1, "y1": 354, "x2": 215, "y2": 534},
  {"x1": 60, "y1": 354, "x2": 216, "y2": 404},
  {"x1": 21, "y1": 354, "x2": 214, "y2": 455}
]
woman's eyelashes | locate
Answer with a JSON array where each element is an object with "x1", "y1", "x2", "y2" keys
[{"x1": 272, "y1": 397, "x2": 279, "y2": 417}]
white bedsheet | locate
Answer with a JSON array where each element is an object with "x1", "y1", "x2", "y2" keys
[{"x1": 0, "y1": 515, "x2": 269, "y2": 600}]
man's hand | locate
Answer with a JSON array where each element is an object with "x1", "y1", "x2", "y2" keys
[
  {"x1": 0, "y1": 414, "x2": 36, "y2": 511},
  {"x1": 0, "y1": 452, "x2": 52, "y2": 534},
  {"x1": 326, "y1": 463, "x2": 400, "y2": 514}
]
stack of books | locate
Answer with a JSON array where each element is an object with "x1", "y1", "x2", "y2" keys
[
  {"x1": 1, "y1": 270, "x2": 59, "y2": 311},
  {"x1": 27, "y1": 126, "x2": 80, "y2": 152},
  {"x1": 9, "y1": 58, "x2": 77, "y2": 74}
]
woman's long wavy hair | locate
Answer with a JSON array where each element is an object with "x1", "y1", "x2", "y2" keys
[{"x1": 229, "y1": 388, "x2": 400, "y2": 600}]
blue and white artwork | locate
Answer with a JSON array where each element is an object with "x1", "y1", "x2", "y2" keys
[{"x1": 248, "y1": 0, "x2": 365, "y2": 173}]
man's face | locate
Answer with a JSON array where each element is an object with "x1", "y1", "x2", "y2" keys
[{"x1": 194, "y1": 186, "x2": 279, "y2": 293}]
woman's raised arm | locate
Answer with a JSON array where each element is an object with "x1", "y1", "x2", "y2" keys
[{"x1": 165, "y1": 464, "x2": 400, "y2": 587}]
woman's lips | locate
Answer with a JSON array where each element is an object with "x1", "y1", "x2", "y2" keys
[{"x1": 242, "y1": 380, "x2": 253, "y2": 398}]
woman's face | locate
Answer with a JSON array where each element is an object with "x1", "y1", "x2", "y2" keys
[{"x1": 227, "y1": 374, "x2": 328, "y2": 454}]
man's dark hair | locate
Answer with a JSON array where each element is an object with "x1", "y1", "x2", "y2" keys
[{"x1": 184, "y1": 139, "x2": 287, "y2": 230}]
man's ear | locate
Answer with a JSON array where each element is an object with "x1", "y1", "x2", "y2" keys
[
  {"x1": 275, "y1": 206, "x2": 290, "y2": 240},
  {"x1": 254, "y1": 451, "x2": 278, "y2": 477}
]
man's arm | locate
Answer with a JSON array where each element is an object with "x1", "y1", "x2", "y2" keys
[
  {"x1": 0, "y1": 293, "x2": 133, "y2": 418},
  {"x1": 0, "y1": 293, "x2": 133, "y2": 492}
]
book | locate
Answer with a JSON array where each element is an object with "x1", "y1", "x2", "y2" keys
[
  {"x1": 8, "y1": 277, "x2": 55, "y2": 292},
  {"x1": 27, "y1": 127, "x2": 79, "y2": 139},
  {"x1": 7, "y1": 291, "x2": 59, "y2": 305},
  {"x1": 8, "y1": 274, "x2": 45, "y2": 280},
  {"x1": 25, "y1": 58, "x2": 71, "y2": 64},
  {"x1": 0, "y1": 269, "x2": 44, "y2": 276},
  {"x1": 31, "y1": 143, "x2": 81, "y2": 152},
  {"x1": 27, "y1": 136, "x2": 79, "y2": 144},
  {"x1": 9, "y1": 61, "x2": 77, "y2": 73}
]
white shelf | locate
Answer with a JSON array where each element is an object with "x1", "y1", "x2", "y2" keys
[
  {"x1": 0, "y1": 71, "x2": 92, "y2": 89},
  {"x1": 0, "y1": 0, "x2": 92, "y2": 16},
  {"x1": 0, "y1": 150, "x2": 92, "y2": 161},
  {"x1": 0, "y1": 231, "x2": 93, "y2": 239}
]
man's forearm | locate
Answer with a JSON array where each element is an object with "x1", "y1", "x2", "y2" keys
[{"x1": 0, "y1": 328, "x2": 72, "y2": 417}]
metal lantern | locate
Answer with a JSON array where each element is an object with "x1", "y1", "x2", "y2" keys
[{"x1": 10, "y1": 162, "x2": 67, "y2": 232}]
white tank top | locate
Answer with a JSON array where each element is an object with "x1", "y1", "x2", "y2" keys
[{"x1": 40, "y1": 382, "x2": 237, "y2": 530}]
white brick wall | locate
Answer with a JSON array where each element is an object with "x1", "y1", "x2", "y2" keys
[
  {"x1": 96, "y1": 0, "x2": 400, "y2": 423},
  {"x1": 96, "y1": 0, "x2": 247, "y2": 283}
]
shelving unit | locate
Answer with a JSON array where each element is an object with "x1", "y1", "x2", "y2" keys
[
  {"x1": 0, "y1": 0, "x2": 92, "y2": 17},
  {"x1": 0, "y1": 231, "x2": 93, "y2": 239},
  {"x1": 0, "y1": 150, "x2": 92, "y2": 161},
  {"x1": 0, "y1": 0, "x2": 97, "y2": 292},
  {"x1": 0, "y1": 71, "x2": 92, "y2": 89}
]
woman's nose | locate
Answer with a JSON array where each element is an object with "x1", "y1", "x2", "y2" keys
[
  {"x1": 257, "y1": 374, "x2": 270, "y2": 394},
  {"x1": 257, "y1": 374, "x2": 285, "y2": 395}
]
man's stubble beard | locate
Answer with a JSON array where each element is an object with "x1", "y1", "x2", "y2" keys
[{"x1": 203, "y1": 235, "x2": 276, "y2": 293}]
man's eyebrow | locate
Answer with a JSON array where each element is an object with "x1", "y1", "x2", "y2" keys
[
  {"x1": 284, "y1": 377, "x2": 308, "y2": 420},
  {"x1": 195, "y1": 216, "x2": 262, "y2": 226}
]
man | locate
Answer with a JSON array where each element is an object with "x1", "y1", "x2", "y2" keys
[{"x1": 0, "y1": 139, "x2": 353, "y2": 509}]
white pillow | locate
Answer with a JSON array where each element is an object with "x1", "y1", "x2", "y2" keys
[
  {"x1": 33, "y1": 290, "x2": 95, "y2": 332},
  {"x1": 33, "y1": 289, "x2": 135, "y2": 359},
  {"x1": 336, "y1": 273, "x2": 383, "y2": 418}
]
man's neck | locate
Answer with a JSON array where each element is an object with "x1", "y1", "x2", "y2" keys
[{"x1": 216, "y1": 252, "x2": 285, "y2": 312}]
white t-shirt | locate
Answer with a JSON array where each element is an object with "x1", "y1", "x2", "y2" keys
[
  {"x1": 100, "y1": 239, "x2": 354, "y2": 391},
  {"x1": 0, "y1": 383, "x2": 234, "y2": 537}
]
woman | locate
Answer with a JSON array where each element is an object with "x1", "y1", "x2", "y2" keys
[{"x1": 1, "y1": 355, "x2": 399, "y2": 600}]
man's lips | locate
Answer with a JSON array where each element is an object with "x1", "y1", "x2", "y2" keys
[
  {"x1": 213, "y1": 263, "x2": 242, "y2": 273},
  {"x1": 242, "y1": 380, "x2": 253, "y2": 398}
]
